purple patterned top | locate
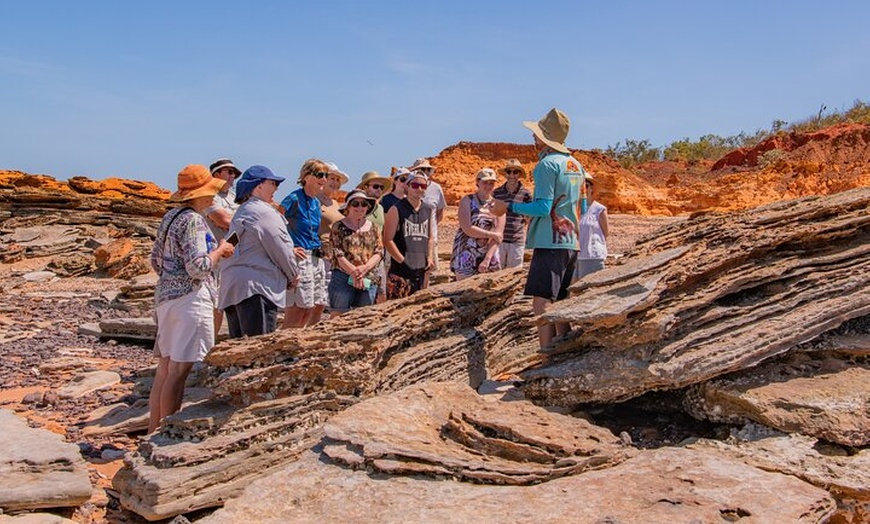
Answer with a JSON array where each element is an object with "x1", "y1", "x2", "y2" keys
[{"x1": 150, "y1": 207, "x2": 217, "y2": 307}]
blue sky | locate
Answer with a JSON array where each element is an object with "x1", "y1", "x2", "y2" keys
[{"x1": 2, "y1": 1, "x2": 868, "y2": 191}]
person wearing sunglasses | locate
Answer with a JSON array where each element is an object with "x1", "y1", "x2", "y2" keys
[
  {"x1": 356, "y1": 171, "x2": 392, "y2": 232},
  {"x1": 409, "y1": 158, "x2": 446, "y2": 285},
  {"x1": 279, "y1": 159, "x2": 330, "y2": 329},
  {"x1": 383, "y1": 170, "x2": 435, "y2": 299},
  {"x1": 357, "y1": 170, "x2": 392, "y2": 302},
  {"x1": 493, "y1": 159, "x2": 533, "y2": 269},
  {"x1": 310, "y1": 162, "x2": 349, "y2": 324},
  {"x1": 380, "y1": 167, "x2": 409, "y2": 214},
  {"x1": 328, "y1": 189, "x2": 383, "y2": 314}
]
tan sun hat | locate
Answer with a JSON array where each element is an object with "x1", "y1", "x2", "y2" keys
[
  {"x1": 410, "y1": 158, "x2": 435, "y2": 172},
  {"x1": 170, "y1": 164, "x2": 226, "y2": 202},
  {"x1": 357, "y1": 171, "x2": 392, "y2": 193},
  {"x1": 476, "y1": 168, "x2": 498, "y2": 182},
  {"x1": 523, "y1": 108, "x2": 571, "y2": 154},
  {"x1": 499, "y1": 158, "x2": 527, "y2": 176},
  {"x1": 339, "y1": 189, "x2": 377, "y2": 215}
]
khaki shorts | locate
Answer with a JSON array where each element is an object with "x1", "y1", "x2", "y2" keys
[
  {"x1": 287, "y1": 251, "x2": 328, "y2": 309},
  {"x1": 154, "y1": 285, "x2": 214, "y2": 363}
]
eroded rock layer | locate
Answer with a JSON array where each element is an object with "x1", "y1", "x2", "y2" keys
[{"x1": 523, "y1": 187, "x2": 870, "y2": 405}]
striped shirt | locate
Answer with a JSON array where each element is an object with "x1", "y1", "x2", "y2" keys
[{"x1": 493, "y1": 181, "x2": 532, "y2": 244}]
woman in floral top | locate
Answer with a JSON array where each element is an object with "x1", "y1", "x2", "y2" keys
[
  {"x1": 328, "y1": 189, "x2": 383, "y2": 314},
  {"x1": 148, "y1": 165, "x2": 234, "y2": 433}
]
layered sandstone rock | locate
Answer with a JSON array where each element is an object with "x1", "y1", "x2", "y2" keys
[
  {"x1": 0, "y1": 171, "x2": 168, "y2": 279},
  {"x1": 0, "y1": 409, "x2": 92, "y2": 511},
  {"x1": 522, "y1": 187, "x2": 870, "y2": 405},
  {"x1": 201, "y1": 446, "x2": 835, "y2": 524}
]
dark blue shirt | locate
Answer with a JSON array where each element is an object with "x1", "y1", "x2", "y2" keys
[{"x1": 280, "y1": 188, "x2": 322, "y2": 250}]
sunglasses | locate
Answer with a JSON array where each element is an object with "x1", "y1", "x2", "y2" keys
[
  {"x1": 310, "y1": 172, "x2": 328, "y2": 179},
  {"x1": 396, "y1": 176, "x2": 407, "y2": 183},
  {"x1": 369, "y1": 184, "x2": 385, "y2": 190},
  {"x1": 348, "y1": 200, "x2": 369, "y2": 208},
  {"x1": 408, "y1": 181, "x2": 428, "y2": 190},
  {"x1": 505, "y1": 169, "x2": 522, "y2": 175}
]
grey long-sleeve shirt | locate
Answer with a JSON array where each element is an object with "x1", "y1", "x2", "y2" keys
[{"x1": 218, "y1": 197, "x2": 299, "y2": 310}]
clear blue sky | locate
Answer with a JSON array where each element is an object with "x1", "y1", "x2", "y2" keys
[{"x1": 2, "y1": 1, "x2": 868, "y2": 191}]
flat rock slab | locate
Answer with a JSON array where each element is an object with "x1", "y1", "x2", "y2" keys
[
  {"x1": 57, "y1": 370, "x2": 121, "y2": 398},
  {"x1": 81, "y1": 387, "x2": 212, "y2": 437},
  {"x1": 202, "y1": 446, "x2": 834, "y2": 524},
  {"x1": 687, "y1": 353, "x2": 870, "y2": 446},
  {"x1": 0, "y1": 409, "x2": 92, "y2": 511},
  {"x1": 687, "y1": 431, "x2": 870, "y2": 521},
  {"x1": 323, "y1": 382, "x2": 634, "y2": 484},
  {"x1": 0, "y1": 514, "x2": 78, "y2": 524}
]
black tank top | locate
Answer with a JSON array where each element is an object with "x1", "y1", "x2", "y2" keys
[{"x1": 390, "y1": 198, "x2": 433, "y2": 277}]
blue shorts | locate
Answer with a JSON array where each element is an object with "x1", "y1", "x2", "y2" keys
[{"x1": 328, "y1": 269, "x2": 377, "y2": 313}]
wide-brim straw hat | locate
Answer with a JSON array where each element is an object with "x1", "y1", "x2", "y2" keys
[
  {"x1": 522, "y1": 108, "x2": 571, "y2": 154},
  {"x1": 170, "y1": 164, "x2": 226, "y2": 202},
  {"x1": 339, "y1": 189, "x2": 378, "y2": 215},
  {"x1": 357, "y1": 171, "x2": 392, "y2": 193},
  {"x1": 499, "y1": 158, "x2": 527, "y2": 176}
]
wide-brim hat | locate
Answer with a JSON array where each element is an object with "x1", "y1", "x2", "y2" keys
[
  {"x1": 410, "y1": 158, "x2": 435, "y2": 172},
  {"x1": 339, "y1": 189, "x2": 377, "y2": 215},
  {"x1": 325, "y1": 162, "x2": 349, "y2": 185},
  {"x1": 209, "y1": 158, "x2": 242, "y2": 176},
  {"x1": 523, "y1": 108, "x2": 570, "y2": 154},
  {"x1": 170, "y1": 164, "x2": 226, "y2": 202},
  {"x1": 476, "y1": 168, "x2": 498, "y2": 182},
  {"x1": 499, "y1": 158, "x2": 527, "y2": 176},
  {"x1": 234, "y1": 165, "x2": 285, "y2": 203},
  {"x1": 357, "y1": 171, "x2": 392, "y2": 193}
]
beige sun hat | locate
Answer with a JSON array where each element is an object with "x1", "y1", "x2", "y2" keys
[
  {"x1": 523, "y1": 108, "x2": 571, "y2": 154},
  {"x1": 170, "y1": 164, "x2": 226, "y2": 202},
  {"x1": 476, "y1": 168, "x2": 498, "y2": 182},
  {"x1": 410, "y1": 158, "x2": 436, "y2": 172},
  {"x1": 339, "y1": 189, "x2": 377, "y2": 215},
  {"x1": 499, "y1": 158, "x2": 527, "y2": 176},
  {"x1": 357, "y1": 171, "x2": 392, "y2": 193}
]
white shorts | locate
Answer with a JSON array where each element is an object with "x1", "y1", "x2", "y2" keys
[
  {"x1": 498, "y1": 242, "x2": 525, "y2": 269},
  {"x1": 287, "y1": 251, "x2": 328, "y2": 309},
  {"x1": 574, "y1": 258, "x2": 605, "y2": 280},
  {"x1": 154, "y1": 285, "x2": 215, "y2": 363}
]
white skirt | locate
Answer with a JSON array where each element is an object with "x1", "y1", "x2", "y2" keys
[{"x1": 154, "y1": 285, "x2": 214, "y2": 363}]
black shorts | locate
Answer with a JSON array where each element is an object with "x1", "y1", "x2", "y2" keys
[{"x1": 523, "y1": 248, "x2": 578, "y2": 301}]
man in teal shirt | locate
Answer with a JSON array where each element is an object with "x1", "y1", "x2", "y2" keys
[{"x1": 495, "y1": 108, "x2": 586, "y2": 348}]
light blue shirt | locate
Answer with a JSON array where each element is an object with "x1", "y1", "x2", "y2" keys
[
  {"x1": 218, "y1": 197, "x2": 298, "y2": 309},
  {"x1": 511, "y1": 151, "x2": 584, "y2": 250}
]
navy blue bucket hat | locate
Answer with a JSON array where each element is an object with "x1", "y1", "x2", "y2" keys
[{"x1": 234, "y1": 165, "x2": 285, "y2": 203}]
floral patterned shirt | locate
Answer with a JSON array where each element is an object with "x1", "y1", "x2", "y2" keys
[
  {"x1": 150, "y1": 207, "x2": 217, "y2": 307},
  {"x1": 330, "y1": 219, "x2": 383, "y2": 283}
]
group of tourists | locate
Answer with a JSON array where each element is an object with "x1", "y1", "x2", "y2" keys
[{"x1": 147, "y1": 108, "x2": 608, "y2": 431}]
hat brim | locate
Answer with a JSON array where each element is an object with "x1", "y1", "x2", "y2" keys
[
  {"x1": 170, "y1": 177, "x2": 226, "y2": 202},
  {"x1": 499, "y1": 165, "x2": 527, "y2": 176},
  {"x1": 329, "y1": 172, "x2": 349, "y2": 185},
  {"x1": 356, "y1": 176, "x2": 392, "y2": 193},
  {"x1": 339, "y1": 194, "x2": 377, "y2": 214},
  {"x1": 210, "y1": 164, "x2": 242, "y2": 176},
  {"x1": 523, "y1": 121, "x2": 570, "y2": 154},
  {"x1": 477, "y1": 176, "x2": 498, "y2": 183}
]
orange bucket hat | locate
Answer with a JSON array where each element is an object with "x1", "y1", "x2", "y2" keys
[{"x1": 170, "y1": 164, "x2": 226, "y2": 202}]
